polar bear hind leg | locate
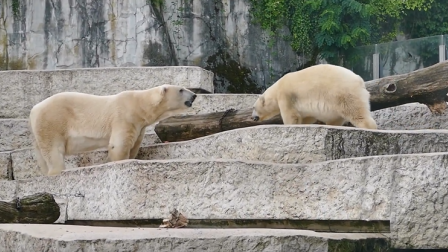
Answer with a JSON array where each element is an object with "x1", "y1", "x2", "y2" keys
[
  {"x1": 32, "y1": 141, "x2": 49, "y2": 175},
  {"x1": 335, "y1": 94, "x2": 377, "y2": 130},
  {"x1": 40, "y1": 138, "x2": 67, "y2": 176}
]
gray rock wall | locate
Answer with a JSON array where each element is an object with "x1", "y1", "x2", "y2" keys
[{"x1": 0, "y1": 0, "x2": 299, "y2": 93}]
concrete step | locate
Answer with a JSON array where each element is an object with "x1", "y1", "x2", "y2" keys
[
  {"x1": 7, "y1": 124, "x2": 448, "y2": 180},
  {"x1": 4, "y1": 152, "x2": 448, "y2": 248},
  {"x1": 0, "y1": 224, "x2": 390, "y2": 252},
  {"x1": 0, "y1": 66, "x2": 214, "y2": 119}
]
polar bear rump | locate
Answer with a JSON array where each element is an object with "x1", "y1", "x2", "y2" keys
[
  {"x1": 251, "y1": 64, "x2": 377, "y2": 130},
  {"x1": 29, "y1": 84, "x2": 197, "y2": 176}
]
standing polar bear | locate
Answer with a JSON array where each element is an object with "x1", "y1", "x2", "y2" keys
[
  {"x1": 29, "y1": 84, "x2": 197, "y2": 176},
  {"x1": 251, "y1": 64, "x2": 377, "y2": 129}
]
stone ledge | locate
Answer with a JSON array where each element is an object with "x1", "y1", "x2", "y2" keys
[
  {"x1": 0, "y1": 152, "x2": 11, "y2": 180},
  {"x1": 0, "y1": 66, "x2": 214, "y2": 119},
  {"x1": 3, "y1": 152, "x2": 447, "y2": 248},
  {"x1": 372, "y1": 103, "x2": 448, "y2": 130},
  {"x1": 0, "y1": 180, "x2": 16, "y2": 201},
  {"x1": 14, "y1": 158, "x2": 391, "y2": 221},
  {"x1": 9, "y1": 125, "x2": 448, "y2": 180},
  {"x1": 0, "y1": 119, "x2": 31, "y2": 152},
  {"x1": 12, "y1": 153, "x2": 445, "y2": 220},
  {"x1": 10, "y1": 153, "x2": 448, "y2": 248},
  {"x1": 2, "y1": 102, "x2": 446, "y2": 152},
  {"x1": 390, "y1": 155, "x2": 448, "y2": 249},
  {"x1": 0, "y1": 225, "x2": 390, "y2": 252}
]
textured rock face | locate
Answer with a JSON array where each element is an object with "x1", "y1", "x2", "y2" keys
[
  {"x1": 372, "y1": 103, "x2": 448, "y2": 130},
  {"x1": 0, "y1": 0, "x2": 298, "y2": 93},
  {"x1": 0, "y1": 225, "x2": 389, "y2": 252},
  {"x1": 9, "y1": 125, "x2": 448, "y2": 180},
  {"x1": 14, "y1": 158, "x2": 391, "y2": 220},
  {"x1": 0, "y1": 66, "x2": 213, "y2": 118},
  {"x1": 9, "y1": 152, "x2": 448, "y2": 249},
  {"x1": 0, "y1": 119, "x2": 31, "y2": 151},
  {"x1": 2, "y1": 102, "x2": 446, "y2": 152},
  {"x1": 390, "y1": 154, "x2": 448, "y2": 249},
  {"x1": 0, "y1": 180, "x2": 16, "y2": 200},
  {"x1": 0, "y1": 152, "x2": 11, "y2": 180}
]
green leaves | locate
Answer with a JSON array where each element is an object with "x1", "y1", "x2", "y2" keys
[{"x1": 249, "y1": 0, "x2": 434, "y2": 65}]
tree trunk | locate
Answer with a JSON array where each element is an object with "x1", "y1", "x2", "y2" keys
[
  {"x1": 155, "y1": 61, "x2": 448, "y2": 142},
  {"x1": 0, "y1": 192, "x2": 60, "y2": 224}
]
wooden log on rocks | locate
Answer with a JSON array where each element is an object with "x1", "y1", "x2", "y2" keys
[
  {"x1": 155, "y1": 61, "x2": 448, "y2": 142},
  {"x1": 0, "y1": 192, "x2": 60, "y2": 224}
]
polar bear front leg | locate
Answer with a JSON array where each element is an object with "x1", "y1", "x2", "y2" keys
[
  {"x1": 107, "y1": 127, "x2": 136, "y2": 162},
  {"x1": 129, "y1": 128, "x2": 146, "y2": 159},
  {"x1": 278, "y1": 100, "x2": 302, "y2": 125}
]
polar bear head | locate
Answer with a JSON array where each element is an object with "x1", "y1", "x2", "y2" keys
[
  {"x1": 251, "y1": 93, "x2": 280, "y2": 122},
  {"x1": 149, "y1": 84, "x2": 197, "y2": 122},
  {"x1": 157, "y1": 84, "x2": 197, "y2": 109}
]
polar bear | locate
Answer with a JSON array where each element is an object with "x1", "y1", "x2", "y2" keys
[
  {"x1": 251, "y1": 64, "x2": 377, "y2": 129},
  {"x1": 29, "y1": 84, "x2": 197, "y2": 176}
]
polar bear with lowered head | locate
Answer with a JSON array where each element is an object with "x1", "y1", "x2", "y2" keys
[
  {"x1": 251, "y1": 64, "x2": 377, "y2": 129},
  {"x1": 29, "y1": 84, "x2": 197, "y2": 176}
]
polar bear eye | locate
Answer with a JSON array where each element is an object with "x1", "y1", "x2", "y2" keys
[{"x1": 179, "y1": 89, "x2": 183, "y2": 93}]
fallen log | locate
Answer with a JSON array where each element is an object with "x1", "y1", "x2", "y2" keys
[
  {"x1": 155, "y1": 61, "x2": 448, "y2": 142},
  {"x1": 0, "y1": 192, "x2": 60, "y2": 224}
]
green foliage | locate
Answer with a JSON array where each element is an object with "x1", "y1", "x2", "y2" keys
[
  {"x1": 398, "y1": 0, "x2": 448, "y2": 68},
  {"x1": 400, "y1": 0, "x2": 448, "y2": 38},
  {"x1": 249, "y1": 0, "x2": 434, "y2": 65},
  {"x1": 147, "y1": 0, "x2": 164, "y2": 8},
  {"x1": 12, "y1": 0, "x2": 20, "y2": 18}
]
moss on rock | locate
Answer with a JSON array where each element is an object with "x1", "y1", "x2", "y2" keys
[{"x1": 205, "y1": 49, "x2": 262, "y2": 94}]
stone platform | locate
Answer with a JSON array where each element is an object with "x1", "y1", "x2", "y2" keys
[
  {"x1": 7, "y1": 125, "x2": 448, "y2": 180},
  {"x1": 2, "y1": 102, "x2": 446, "y2": 152},
  {"x1": 0, "y1": 66, "x2": 214, "y2": 118},
  {"x1": 1, "y1": 64, "x2": 448, "y2": 250},
  {"x1": 0, "y1": 224, "x2": 390, "y2": 252},
  {"x1": 1, "y1": 151, "x2": 445, "y2": 249}
]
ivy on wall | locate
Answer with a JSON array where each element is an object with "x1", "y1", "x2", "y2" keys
[
  {"x1": 11, "y1": 0, "x2": 20, "y2": 18},
  {"x1": 248, "y1": 0, "x2": 435, "y2": 66}
]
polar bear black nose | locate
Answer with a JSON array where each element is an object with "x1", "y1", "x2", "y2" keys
[{"x1": 252, "y1": 116, "x2": 259, "y2": 121}]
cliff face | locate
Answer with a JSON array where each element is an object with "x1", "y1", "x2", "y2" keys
[{"x1": 0, "y1": 0, "x2": 300, "y2": 93}]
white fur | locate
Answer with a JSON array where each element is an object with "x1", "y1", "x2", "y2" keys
[
  {"x1": 252, "y1": 64, "x2": 378, "y2": 129},
  {"x1": 29, "y1": 84, "x2": 197, "y2": 176}
]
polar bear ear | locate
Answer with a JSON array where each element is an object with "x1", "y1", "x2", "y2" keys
[{"x1": 160, "y1": 85, "x2": 168, "y2": 95}]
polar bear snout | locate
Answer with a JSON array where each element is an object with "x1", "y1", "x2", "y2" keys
[
  {"x1": 251, "y1": 110, "x2": 260, "y2": 121},
  {"x1": 184, "y1": 93, "x2": 197, "y2": 107}
]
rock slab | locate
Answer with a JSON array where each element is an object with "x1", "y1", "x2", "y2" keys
[
  {"x1": 2, "y1": 102, "x2": 446, "y2": 152},
  {"x1": 9, "y1": 125, "x2": 448, "y2": 180},
  {"x1": 9, "y1": 153, "x2": 448, "y2": 248},
  {"x1": 0, "y1": 224, "x2": 390, "y2": 252},
  {"x1": 0, "y1": 66, "x2": 214, "y2": 119}
]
